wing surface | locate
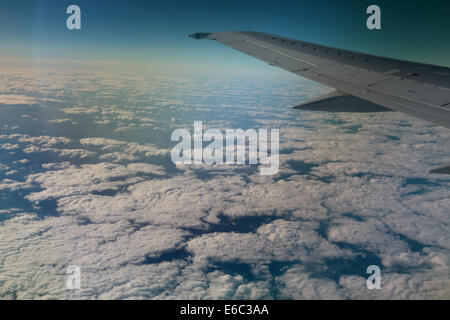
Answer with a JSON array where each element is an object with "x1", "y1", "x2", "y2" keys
[{"x1": 189, "y1": 31, "x2": 450, "y2": 128}]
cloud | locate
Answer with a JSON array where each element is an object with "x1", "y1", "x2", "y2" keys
[
  {"x1": 0, "y1": 133, "x2": 96, "y2": 158},
  {"x1": 0, "y1": 70, "x2": 449, "y2": 300},
  {"x1": 159, "y1": 269, "x2": 272, "y2": 300},
  {"x1": 0, "y1": 94, "x2": 62, "y2": 106},
  {"x1": 48, "y1": 119, "x2": 72, "y2": 124},
  {"x1": 186, "y1": 219, "x2": 352, "y2": 266},
  {"x1": 1, "y1": 143, "x2": 19, "y2": 150},
  {"x1": 0, "y1": 178, "x2": 32, "y2": 191},
  {"x1": 0, "y1": 212, "x2": 189, "y2": 299},
  {"x1": 80, "y1": 137, "x2": 169, "y2": 158},
  {"x1": 338, "y1": 272, "x2": 450, "y2": 299},
  {"x1": 0, "y1": 95, "x2": 40, "y2": 105},
  {"x1": 25, "y1": 162, "x2": 166, "y2": 203},
  {"x1": 275, "y1": 265, "x2": 344, "y2": 299}
]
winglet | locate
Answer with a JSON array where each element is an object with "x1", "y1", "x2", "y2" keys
[{"x1": 188, "y1": 32, "x2": 212, "y2": 40}]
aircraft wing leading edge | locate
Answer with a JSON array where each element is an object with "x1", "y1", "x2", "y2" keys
[{"x1": 189, "y1": 31, "x2": 450, "y2": 174}]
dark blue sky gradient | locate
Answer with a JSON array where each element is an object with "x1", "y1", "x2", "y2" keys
[{"x1": 0, "y1": 0, "x2": 449, "y2": 76}]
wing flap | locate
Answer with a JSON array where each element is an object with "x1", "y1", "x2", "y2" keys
[
  {"x1": 429, "y1": 163, "x2": 450, "y2": 175},
  {"x1": 293, "y1": 91, "x2": 392, "y2": 112}
]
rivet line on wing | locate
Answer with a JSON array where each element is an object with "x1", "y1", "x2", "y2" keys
[{"x1": 245, "y1": 40, "x2": 319, "y2": 68}]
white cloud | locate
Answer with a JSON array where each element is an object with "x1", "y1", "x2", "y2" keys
[
  {"x1": 339, "y1": 272, "x2": 450, "y2": 299},
  {"x1": 0, "y1": 178, "x2": 32, "y2": 191},
  {"x1": 276, "y1": 265, "x2": 344, "y2": 299},
  {"x1": 0, "y1": 70, "x2": 449, "y2": 300},
  {"x1": 48, "y1": 119, "x2": 72, "y2": 124},
  {"x1": 1, "y1": 143, "x2": 19, "y2": 150},
  {"x1": 80, "y1": 137, "x2": 169, "y2": 157},
  {"x1": 0, "y1": 94, "x2": 62, "y2": 106},
  {"x1": 25, "y1": 162, "x2": 166, "y2": 203},
  {"x1": 0, "y1": 212, "x2": 189, "y2": 299},
  {"x1": 0, "y1": 95, "x2": 39, "y2": 105},
  {"x1": 186, "y1": 219, "x2": 352, "y2": 267}
]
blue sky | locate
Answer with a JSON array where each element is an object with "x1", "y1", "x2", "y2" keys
[{"x1": 0, "y1": 0, "x2": 449, "y2": 76}]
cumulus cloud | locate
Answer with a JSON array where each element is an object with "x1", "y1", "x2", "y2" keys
[
  {"x1": 0, "y1": 212, "x2": 189, "y2": 299},
  {"x1": 0, "y1": 178, "x2": 32, "y2": 191},
  {"x1": 186, "y1": 219, "x2": 352, "y2": 266},
  {"x1": 25, "y1": 162, "x2": 166, "y2": 203},
  {"x1": 48, "y1": 119, "x2": 72, "y2": 124},
  {"x1": 1, "y1": 143, "x2": 19, "y2": 150},
  {"x1": 0, "y1": 70, "x2": 449, "y2": 300},
  {"x1": 0, "y1": 133, "x2": 97, "y2": 159},
  {"x1": 275, "y1": 265, "x2": 344, "y2": 299},
  {"x1": 0, "y1": 94, "x2": 62, "y2": 106},
  {"x1": 80, "y1": 137, "x2": 169, "y2": 158},
  {"x1": 0, "y1": 95, "x2": 40, "y2": 105}
]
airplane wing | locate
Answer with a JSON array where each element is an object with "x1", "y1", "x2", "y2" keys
[
  {"x1": 189, "y1": 31, "x2": 450, "y2": 174},
  {"x1": 189, "y1": 31, "x2": 450, "y2": 129}
]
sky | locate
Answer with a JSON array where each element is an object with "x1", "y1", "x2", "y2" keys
[{"x1": 0, "y1": 0, "x2": 449, "y2": 76}]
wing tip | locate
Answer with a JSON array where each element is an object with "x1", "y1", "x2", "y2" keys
[{"x1": 188, "y1": 32, "x2": 212, "y2": 40}]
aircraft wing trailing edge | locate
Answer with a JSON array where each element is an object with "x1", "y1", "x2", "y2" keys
[
  {"x1": 292, "y1": 90, "x2": 392, "y2": 113},
  {"x1": 189, "y1": 31, "x2": 450, "y2": 174}
]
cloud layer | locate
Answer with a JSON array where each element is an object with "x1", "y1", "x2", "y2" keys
[{"x1": 0, "y1": 69, "x2": 449, "y2": 299}]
